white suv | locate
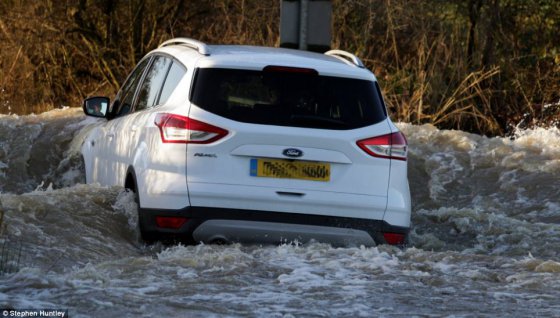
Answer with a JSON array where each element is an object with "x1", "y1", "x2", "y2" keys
[{"x1": 81, "y1": 38, "x2": 411, "y2": 246}]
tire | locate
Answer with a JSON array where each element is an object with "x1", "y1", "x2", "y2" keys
[
  {"x1": 125, "y1": 174, "x2": 158, "y2": 244},
  {"x1": 138, "y1": 210, "x2": 157, "y2": 244},
  {"x1": 79, "y1": 156, "x2": 87, "y2": 184}
]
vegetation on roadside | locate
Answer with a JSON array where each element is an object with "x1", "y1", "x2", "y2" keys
[{"x1": 0, "y1": 0, "x2": 558, "y2": 136}]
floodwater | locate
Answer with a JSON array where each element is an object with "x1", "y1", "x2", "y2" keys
[{"x1": 1, "y1": 108, "x2": 559, "y2": 317}]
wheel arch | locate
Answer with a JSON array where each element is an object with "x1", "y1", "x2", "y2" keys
[{"x1": 125, "y1": 166, "x2": 138, "y2": 192}]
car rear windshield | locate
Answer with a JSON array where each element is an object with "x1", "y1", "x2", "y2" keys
[{"x1": 190, "y1": 68, "x2": 387, "y2": 130}]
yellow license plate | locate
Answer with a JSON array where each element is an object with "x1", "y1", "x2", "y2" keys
[{"x1": 250, "y1": 158, "x2": 330, "y2": 182}]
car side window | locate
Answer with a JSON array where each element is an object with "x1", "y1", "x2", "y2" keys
[
  {"x1": 135, "y1": 56, "x2": 172, "y2": 111},
  {"x1": 113, "y1": 57, "x2": 151, "y2": 117},
  {"x1": 157, "y1": 61, "x2": 187, "y2": 105}
]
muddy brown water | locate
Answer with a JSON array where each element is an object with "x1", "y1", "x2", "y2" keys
[{"x1": 1, "y1": 109, "x2": 559, "y2": 317}]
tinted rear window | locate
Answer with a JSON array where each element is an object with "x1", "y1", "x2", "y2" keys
[{"x1": 190, "y1": 68, "x2": 387, "y2": 130}]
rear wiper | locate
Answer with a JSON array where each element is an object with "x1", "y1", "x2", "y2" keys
[{"x1": 290, "y1": 115, "x2": 347, "y2": 128}]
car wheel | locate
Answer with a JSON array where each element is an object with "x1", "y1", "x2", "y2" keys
[
  {"x1": 125, "y1": 175, "x2": 157, "y2": 244},
  {"x1": 78, "y1": 156, "x2": 87, "y2": 184}
]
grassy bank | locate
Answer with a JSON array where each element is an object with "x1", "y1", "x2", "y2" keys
[{"x1": 0, "y1": 0, "x2": 558, "y2": 136}]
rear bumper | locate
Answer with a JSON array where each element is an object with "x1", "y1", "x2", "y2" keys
[{"x1": 139, "y1": 206, "x2": 409, "y2": 246}]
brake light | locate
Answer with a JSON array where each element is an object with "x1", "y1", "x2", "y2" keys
[
  {"x1": 263, "y1": 65, "x2": 318, "y2": 75},
  {"x1": 154, "y1": 113, "x2": 228, "y2": 144},
  {"x1": 357, "y1": 132, "x2": 407, "y2": 161},
  {"x1": 155, "y1": 216, "x2": 188, "y2": 229}
]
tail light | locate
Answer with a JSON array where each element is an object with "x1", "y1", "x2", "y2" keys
[
  {"x1": 357, "y1": 132, "x2": 407, "y2": 161},
  {"x1": 154, "y1": 113, "x2": 228, "y2": 144}
]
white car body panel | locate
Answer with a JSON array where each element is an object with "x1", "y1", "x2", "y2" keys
[
  {"x1": 185, "y1": 105, "x2": 394, "y2": 218},
  {"x1": 187, "y1": 183, "x2": 388, "y2": 220}
]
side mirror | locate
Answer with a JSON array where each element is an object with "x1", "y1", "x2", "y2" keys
[{"x1": 83, "y1": 96, "x2": 110, "y2": 118}]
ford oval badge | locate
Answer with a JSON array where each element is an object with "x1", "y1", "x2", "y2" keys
[{"x1": 283, "y1": 148, "x2": 303, "y2": 158}]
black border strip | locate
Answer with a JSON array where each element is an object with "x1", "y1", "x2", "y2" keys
[{"x1": 138, "y1": 206, "x2": 409, "y2": 245}]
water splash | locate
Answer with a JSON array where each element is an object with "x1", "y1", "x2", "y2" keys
[{"x1": 0, "y1": 110, "x2": 559, "y2": 316}]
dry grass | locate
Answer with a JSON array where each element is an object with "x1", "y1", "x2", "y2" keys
[{"x1": 0, "y1": 0, "x2": 558, "y2": 135}]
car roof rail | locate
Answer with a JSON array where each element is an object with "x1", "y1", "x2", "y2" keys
[
  {"x1": 324, "y1": 50, "x2": 365, "y2": 68},
  {"x1": 159, "y1": 38, "x2": 210, "y2": 56}
]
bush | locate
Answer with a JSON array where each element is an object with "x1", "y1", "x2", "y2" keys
[{"x1": 0, "y1": 0, "x2": 558, "y2": 136}]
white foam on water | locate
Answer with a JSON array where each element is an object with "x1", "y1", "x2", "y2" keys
[
  {"x1": 1, "y1": 240, "x2": 559, "y2": 316},
  {"x1": 0, "y1": 111, "x2": 559, "y2": 316},
  {"x1": 112, "y1": 189, "x2": 139, "y2": 231}
]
